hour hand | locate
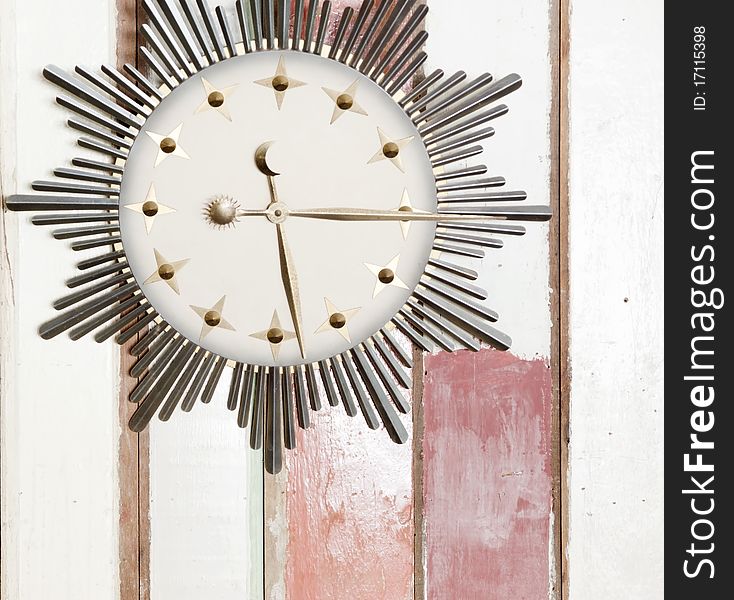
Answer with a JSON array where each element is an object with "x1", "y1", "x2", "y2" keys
[{"x1": 276, "y1": 223, "x2": 307, "y2": 359}]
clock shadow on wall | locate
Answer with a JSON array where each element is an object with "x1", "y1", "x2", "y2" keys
[{"x1": 4, "y1": 0, "x2": 551, "y2": 475}]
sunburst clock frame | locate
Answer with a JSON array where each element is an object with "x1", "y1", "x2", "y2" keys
[{"x1": 5, "y1": 0, "x2": 551, "y2": 475}]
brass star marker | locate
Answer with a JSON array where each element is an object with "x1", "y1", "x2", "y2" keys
[
  {"x1": 316, "y1": 298, "x2": 360, "y2": 343},
  {"x1": 394, "y1": 189, "x2": 430, "y2": 239},
  {"x1": 322, "y1": 80, "x2": 367, "y2": 124},
  {"x1": 365, "y1": 255, "x2": 408, "y2": 298},
  {"x1": 146, "y1": 123, "x2": 190, "y2": 167},
  {"x1": 255, "y1": 56, "x2": 306, "y2": 110},
  {"x1": 190, "y1": 296, "x2": 235, "y2": 341},
  {"x1": 250, "y1": 310, "x2": 297, "y2": 360},
  {"x1": 196, "y1": 78, "x2": 239, "y2": 121},
  {"x1": 368, "y1": 128, "x2": 415, "y2": 173},
  {"x1": 124, "y1": 184, "x2": 176, "y2": 234},
  {"x1": 143, "y1": 249, "x2": 190, "y2": 295}
]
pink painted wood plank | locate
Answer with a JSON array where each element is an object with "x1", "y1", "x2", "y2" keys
[
  {"x1": 284, "y1": 4, "x2": 416, "y2": 599},
  {"x1": 422, "y1": 350, "x2": 554, "y2": 600},
  {"x1": 285, "y1": 409, "x2": 414, "y2": 600}
]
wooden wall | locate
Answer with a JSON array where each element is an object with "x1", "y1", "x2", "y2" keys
[{"x1": 0, "y1": 0, "x2": 665, "y2": 598}]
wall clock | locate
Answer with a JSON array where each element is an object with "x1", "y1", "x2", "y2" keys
[{"x1": 5, "y1": 0, "x2": 551, "y2": 474}]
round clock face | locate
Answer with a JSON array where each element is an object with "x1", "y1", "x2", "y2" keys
[{"x1": 119, "y1": 51, "x2": 437, "y2": 367}]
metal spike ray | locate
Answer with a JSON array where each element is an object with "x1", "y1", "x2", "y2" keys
[
  {"x1": 228, "y1": 362, "x2": 245, "y2": 410},
  {"x1": 250, "y1": 368, "x2": 265, "y2": 449},
  {"x1": 130, "y1": 322, "x2": 169, "y2": 357},
  {"x1": 351, "y1": 347, "x2": 409, "y2": 443},
  {"x1": 158, "y1": 0, "x2": 208, "y2": 71},
  {"x1": 384, "y1": 50, "x2": 427, "y2": 96},
  {"x1": 281, "y1": 369, "x2": 297, "y2": 449},
  {"x1": 349, "y1": 0, "x2": 391, "y2": 68},
  {"x1": 74, "y1": 65, "x2": 151, "y2": 116},
  {"x1": 69, "y1": 294, "x2": 146, "y2": 340},
  {"x1": 130, "y1": 335, "x2": 184, "y2": 401},
  {"x1": 124, "y1": 64, "x2": 165, "y2": 100},
  {"x1": 180, "y1": 0, "x2": 217, "y2": 64},
  {"x1": 313, "y1": 1, "x2": 332, "y2": 56},
  {"x1": 330, "y1": 357, "x2": 358, "y2": 417},
  {"x1": 237, "y1": 365, "x2": 256, "y2": 426},
  {"x1": 318, "y1": 359, "x2": 340, "y2": 407},
  {"x1": 370, "y1": 4, "x2": 428, "y2": 80},
  {"x1": 182, "y1": 352, "x2": 217, "y2": 410},
  {"x1": 302, "y1": 0, "x2": 318, "y2": 53},
  {"x1": 328, "y1": 6, "x2": 353, "y2": 60},
  {"x1": 291, "y1": 0, "x2": 305, "y2": 50},
  {"x1": 143, "y1": 0, "x2": 196, "y2": 77},
  {"x1": 361, "y1": 0, "x2": 416, "y2": 75},
  {"x1": 340, "y1": 0, "x2": 373, "y2": 62},
  {"x1": 292, "y1": 365, "x2": 311, "y2": 429},
  {"x1": 141, "y1": 24, "x2": 187, "y2": 83},
  {"x1": 340, "y1": 353, "x2": 380, "y2": 430},
  {"x1": 265, "y1": 366, "x2": 283, "y2": 474},
  {"x1": 160, "y1": 348, "x2": 205, "y2": 420},
  {"x1": 56, "y1": 96, "x2": 138, "y2": 138},
  {"x1": 216, "y1": 6, "x2": 239, "y2": 57},
  {"x1": 362, "y1": 341, "x2": 410, "y2": 413},
  {"x1": 54, "y1": 273, "x2": 131, "y2": 311},
  {"x1": 129, "y1": 342, "x2": 196, "y2": 431},
  {"x1": 249, "y1": 0, "x2": 264, "y2": 50},
  {"x1": 53, "y1": 167, "x2": 121, "y2": 186},
  {"x1": 278, "y1": 0, "x2": 291, "y2": 50},
  {"x1": 372, "y1": 333, "x2": 412, "y2": 389},
  {"x1": 201, "y1": 356, "x2": 227, "y2": 404},
  {"x1": 115, "y1": 310, "x2": 160, "y2": 345},
  {"x1": 236, "y1": 1, "x2": 254, "y2": 53},
  {"x1": 305, "y1": 363, "x2": 322, "y2": 411},
  {"x1": 199, "y1": 0, "x2": 228, "y2": 60}
]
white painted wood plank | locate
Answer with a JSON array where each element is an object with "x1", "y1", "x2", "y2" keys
[
  {"x1": 567, "y1": 1, "x2": 664, "y2": 598},
  {"x1": 426, "y1": 0, "x2": 554, "y2": 362},
  {"x1": 1, "y1": 0, "x2": 122, "y2": 598},
  {"x1": 149, "y1": 379, "x2": 264, "y2": 600}
]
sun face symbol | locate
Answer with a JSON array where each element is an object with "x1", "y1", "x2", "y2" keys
[{"x1": 204, "y1": 195, "x2": 241, "y2": 229}]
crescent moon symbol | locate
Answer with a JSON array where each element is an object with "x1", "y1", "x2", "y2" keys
[{"x1": 255, "y1": 141, "x2": 280, "y2": 177}]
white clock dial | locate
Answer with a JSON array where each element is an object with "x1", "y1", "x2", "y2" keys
[{"x1": 119, "y1": 51, "x2": 437, "y2": 367}]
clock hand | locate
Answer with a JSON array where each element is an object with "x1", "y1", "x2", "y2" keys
[
  {"x1": 235, "y1": 206, "x2": 552, "y2": 222},
  {"x1": 286, "y1": 206, "x2": 552, "y2": 222},
  {"x1": 275, "y1": 223, "x2": 307, "y2": 360}
]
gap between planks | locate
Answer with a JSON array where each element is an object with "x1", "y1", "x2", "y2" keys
[
  {"x1": 548, "y1": 0, "x2": 572, "y2": 598},
  {"x1": 117, "y1": 1, "x2": 151, "y2": 599}
]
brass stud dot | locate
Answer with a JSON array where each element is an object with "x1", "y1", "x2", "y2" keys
[
  {"x1": 329, "y1": 313, "x2": 347, "y2": 329},
  {"x1": 142, "y1": 201, "x2": 159, "y2": 217},
  {"x1": 158, "y1": 263, "x2": 175, "y2": 281},
  {"x1": 267, "y1": 328, "x2": 285, "y2": 344},
  {"x1": 204, "y1": 310, "x2": 222, "y2": 327},
  {"x1": 160, "y1": 137, "x2": 177, "y2": 154},
  {"x1": 272, "y1": 75, "x2": 290, "y2": 92},
  {"x1": 383, "y1": 142, "x2": 400, "y2": 159},
  {"x1": 378, "y1": 268, "x2": 395, "y2": 284},
  {"x1": 208, "y1": 90, "x2": 225, "y2": 107},
  {"x1": 337, "y1": 93, "x2": 354, "y2": 110}
]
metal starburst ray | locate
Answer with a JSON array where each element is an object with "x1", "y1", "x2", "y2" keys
[{"x1": 5, "y1": 0, "x2": 551, "y2": 475}]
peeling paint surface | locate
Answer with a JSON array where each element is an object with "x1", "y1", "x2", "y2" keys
[
  {"x1": 285, "y1": 409, "x2": 414, "y2": 600},
  {"x1": 423, "y1": 350, "x2": 553, "y2": 600}
]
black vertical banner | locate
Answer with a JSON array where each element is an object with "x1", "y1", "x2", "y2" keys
[{"x1": 666, "y1": 3, "x2": 732, "y2": 595}]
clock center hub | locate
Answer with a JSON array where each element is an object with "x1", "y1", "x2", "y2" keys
[{"x1": 266, "y1": 201, "x2": 290, "y2": 224}]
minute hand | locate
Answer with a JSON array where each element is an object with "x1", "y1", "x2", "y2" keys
[{"x1": 288, "y1": 206, "x2": 552, "y2": 222}]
